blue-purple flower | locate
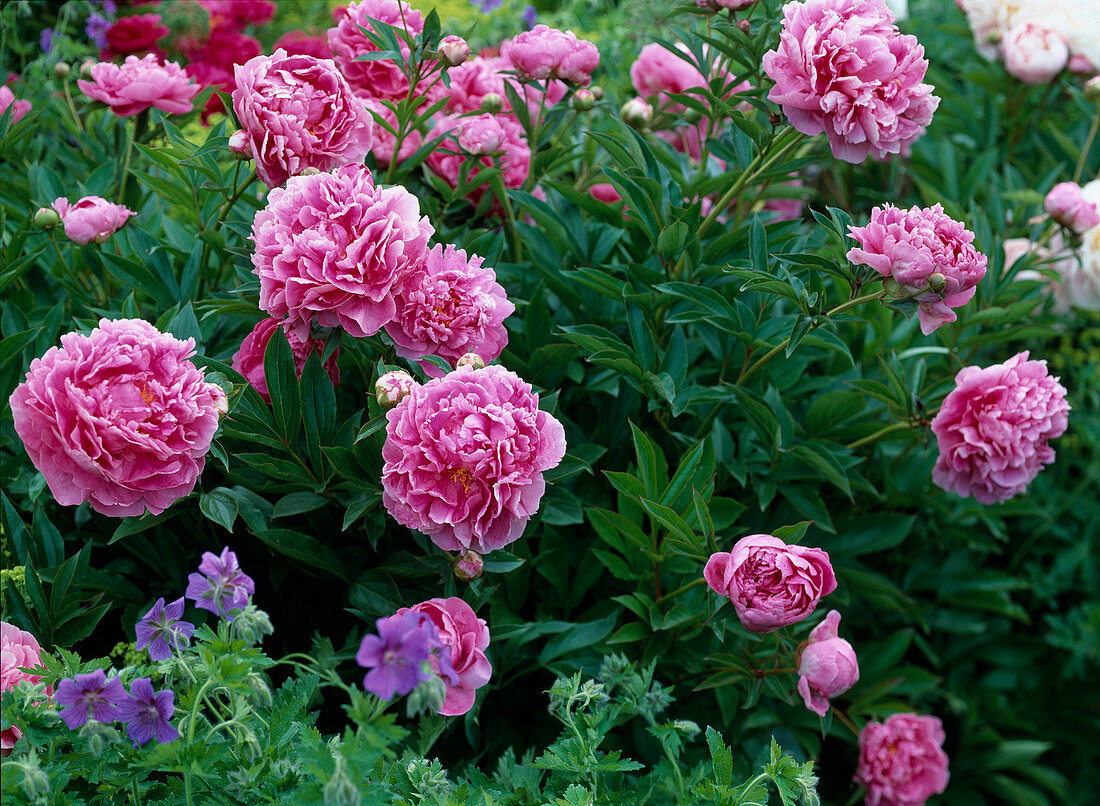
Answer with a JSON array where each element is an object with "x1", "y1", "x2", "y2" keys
[
  {"x1": 356, "y1": 612, "x2": 455, "y2": 700},
  {"x1": 184, "y1": 547, "x2": 255, "y2": 620},
  {"x1": 472, "y1": 0, "x2": 504, "y2": 12},
  {"x1": 40, "y1": 29, "x2": 53, "y2": 54},
  {"x1": 86, "y1": 14, "x2": 111, "y2": 49},
  {"x1": 135, "y1": 597, "x2": 195, "y2": 661},
  {"x1": 522, "y1": 5, "x2": 538, "y2": 28},
  {"x1": 116, "y1": 677, "x2": 178, "y2": 747},
  {"x1": 54, "y1": 670, "x2": 126, "y2": 729}
]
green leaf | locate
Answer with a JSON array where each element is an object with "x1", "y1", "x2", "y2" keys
[
  {"x1": 253, "y1": 528, "x2": 350, "y2": 581},
  {"x1": 273, "y1": 492, "x2": 329, "y2": 519},
  {"x1": 199, "y1": 488, "x2": 238, "y2": 532},
  {"x1": 264, "y1": 327, "x2": 301, "y2": 444}
]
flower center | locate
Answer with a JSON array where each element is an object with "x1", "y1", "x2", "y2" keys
[
  {"x1": 449, "y1": 467, "x2": 475, "y2": 493},
  {"x1": 137, "y1": 382, "x2": 155, "y2": 403}
]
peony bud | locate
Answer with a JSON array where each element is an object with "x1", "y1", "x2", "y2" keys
[
  {"x1": 573, "y1": 88, "x2": 596, "y2": 111},
  {"x1": 479, "y1": 92, "x2": 504, "y2": 114},
  {"x1": 228, "y1": 130, "x2": 252, "y2": 160},
  {"x1": 454, "y1": 550, "x2": 484, "y2": 581},
  {"x1": 621, "y1": 97, "x2": 653, "y2": 129},
  {"x1": 34, "y1": 207, "x2": 61, "y2": 229},
  {"x1": 80, "y1": 60, "x2": 95, "y2": 79},
  {"x1": 683, "y1": 106, "x2": 702, "y2": 124},
  {"x1": 1045, "y1": 181, "x2": 1100, "y2": 233},
  {"x1": 738, "y1": 19, "x2": 751, "y2": 32},
  {"x1": 375, "y1": 370, "x2": 419, "y2": 409},
  {"x1": 439, "y1": 35, "x2": 470, "y2": 67},
  {"x1": 455, "y1": 352, "x2": 485, "y2": 370},
  {"x1": 927, "y1": 273, "x2": 947, "y2": 294},
  {"x1": 1086, "y1": 75, "x2": 1100, "y2": 103},
  {"x1": 589, "y1": 85, "x2": 604, "y2": 101},
  {"x1": 796, "y1": 610, "x2": 859, "y2": 717},
  {"x1": 53, "y1": 61, "x2": 71, "y2": 78},
  {"x1": 1001, "y1": 21, "x2": 1069, "y2": 85}
]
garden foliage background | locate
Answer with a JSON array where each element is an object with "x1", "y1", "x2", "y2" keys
[{"x1": 1, "y1": 0, "x2": 1098, "y2": 803}]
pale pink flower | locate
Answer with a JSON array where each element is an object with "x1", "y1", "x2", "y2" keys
[
  {"x1": 1002, "y1": 21, "x2": 1069, "y2": 83},
  {"x1": 397, "y1": 598, "x2": 491, "y2": 715},
  {"x1": 425, "y1": 114, "x2": 530, "y2": 212},
  {"x1": 9, "y1": 319, "x2": 227, "y2": 517},
  {"x1": 327, "y1": 0, "x2": 423, "y2": 99},
  {"x1": 855, "y1": 714, "x2": 949, "y2": 806},
  {"x1": 0, "y1": 86, "x2": 31, "y2": 123},
  {"x1": 51, "y1": 196, "x2": 134, "y2": 245},
  {"x1": 78, "y1": 54, "x2": 200, "y2": 117},
  {"x1": 444, "y1": 55, "x2": 566, "y2": 116},
  {"x1": 704, "y1": 535, "x2": 837, "y2": 633},
  {"x1": 1044, "y1": 181, "x2": 1100, "y2": 233},
  {"x1": 376, "y1": 370, "x2": 419, "y2": 409},
  {"x1": 762, "y1": 0, "x2": 940, "y2": 162},
  {"x1": 1, "y1": 622, "x2": 49, "y2": 754},
  {"x1": 931, "y1": 352, "x2": 1070, "y2": 504},
  {"x1": 231, "y1": 317, "x2": 340, "y2": 404},
  {"x1": 796, "y1": 610, "x2": 859, "y2": 717},
  {"x1": 381, "y1": 365, "x2": 566, "y2": 554},
  {"x1": 251, "y1": 163, "x2": 433, "y2": 341},
  {"x1": 501, "y1": 24, "x2": 600, "y2": 85},
  {"x1": 847, "y1": 203, "x2": 988, "y2": 334},
  {"x1": 232, "y1": 50, "x2": 374, "y2": 189},
  {"x1": 385, "y1": 244, "x2": 514, "y2": 376},
  {"x1": 440, "y1": 36, "x2": 470, "y2": 67}
]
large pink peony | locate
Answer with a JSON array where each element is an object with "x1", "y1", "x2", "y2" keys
[
  {"x1": 328, "y1": 0, "x2": 423, "y2": 99},
  {"x1": 232, "y1": 49, "x2": 374, "y2": 189},
  {"x1": 1, "y1": 622, "x2": 48, "y2": 754},
  {"x1": 78, "y1": 54, "x2": 200, "y2": 117},
  {"x1": 0, "y1": 86, "x2": 31, "y2": 123},
  {"x1": 796, "y1": 610, "x2": 859, "y2": 717},
  {"x1": 8, "y1": 319, "x2": 227, "y2": 518},
  {"x1": 704, "y1": 534, "x2": 837, "y2": 632},
  {"x1": 251, "y1": 163, "x2": 433, "y2": 341},
  {"x1": 855, "y1": 713, "x2": 949, "y2": 806},
  {"x1": 425, "y1": 114, "x2": 530, "y2": 212},
  {"x1": 231, "y1": 317, "x2": 340, "y2": 403},
  {"x1": 397, "y1": 598, "x2": 491, "y2": 716},
  {"x1": 930, "y1": 352, "x2": 1069, "y2": 505},
  {"x1": 501, "y1": 25, "x2": 600, "y2": 85},
  {"x1": 762, "y1": 0, "x2": 939, "y2": 162},
  {"x1": 51, "y1": 196, "x2": 135, "y2": 245},
  {"x1": 847, "y1": 203, "x2": 988, "y2": 334},
  {"x1": 381, "y1": 365, "x2": 566, "y2": 553},
  {"x1": 385, "y1": 244, "x2": 514, "y2": 376}
]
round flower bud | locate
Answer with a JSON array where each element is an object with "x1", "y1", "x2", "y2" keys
[
  {"x1": 34, "y1": 207, "x2": 61, "y2": 229},
  {"x1": 927, "y1": 272, "x2": 947, "y2": 294},
  {"x1": 455, "y1": 352, "x2": 486, "y2": 370},
  {"x1": 228, "y1": 130, "x2": 252, "y2": 160},
  {"x1": 572, "y1": 88, "x2": 596, "y2": 111},
  {"x1": 375, "y1": 370, "x2": 419, "y2": 409},
  {"x1": 589, "y1": 85, "x2": 604, "y2": 100},
  {"x1": 439, "y1": 35, "x2": 470, "y2": 67},
  {"x1": 22, "y1": 768, "x2": 49, "y2": 800},
  {"x1": 53, "y1": 61, "x2": 71, "y2": 78},
  {"x1": 479, "y1": 92, "x2": 504, "y2": 114},
  {"x1": 683, "y1": 106, "x2": 702, "y2": 124},
  {"x1": 454, "y1": 550, "x2": 484, "y2": 581},
  {"x1": 738, "y1": 19, "x2": 752, "y2": 33},
  {"x1": 621, "y1": 96, "x2": 653, "y2": 128},
  {"x1": 80, "y1": 60, "x2": 95, "y2": 79},
  {"x1": 298, "y1": 166, "x2": 322, "y2": 176},
  {"x1": 1086, "y1": 75, "x2": 1100, "y2": 103}
]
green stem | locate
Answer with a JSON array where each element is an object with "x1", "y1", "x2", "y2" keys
[
  {"x1": 657, "y1": 577, "x2": 705, "y2": 603},
  {"x1": 62, "y1": 80, "x2": 85, "y2": 135},
  {"x1": 130, "y1": 776, "x2": 141, "y2": 806},
  {"x1": 845, "y1": 420, "x2": 916, "y2": 451},
  {"x1": 183, "y1": 679, "x2": 215, "y2": 806},
  {"x1": 117, "y1": 110, "x2": 146, "y2": 204},
  {"x1": 1074, "y1": 109, "x2": 1099, "y2": 184},
  {"x1": 197, "y1": 167, "x2": 257, "y2": 292}
]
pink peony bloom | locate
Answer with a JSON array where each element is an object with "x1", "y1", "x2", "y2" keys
[
  {"x1": 630, "y1": 43, "x2": 728, "y2": 109},
  {"x1": 425, "y1": 113, "x2": 530, "y2": 213},
  {"x1": 1, "y1": 622, "x2": 49, "y2": 755},
  {"x1": 847, "y1": 203, "x2": 988, "y2": 334},
  {"x1": 1002, "y1": 21, "x2": 1069, "y2": 84},
  {"x1": 0, "y1": 86, "x2": 32, "y2": 123},
  {"x1": 385, "y1": 244, "x2": 514, "y2": 376},
  {"x1": 273, "y1": 30, "x2": 332, "y2": 60},
  {"x1": 397, "y1": 598, "x2": 491, "y2": 715},
  {"x1": 444, "y1": 55, "x2": 566, "y2": 116},
  {"x1": 930, "y1": 352, "x2": 1069, "y2": 504},
  {"x1": 501, "y1": 24, "x2": 600, "y2": 85},
  {"x1": 232, "y1": 49, "x2": 374, "y2": 188},
  {"x1": 251, "y1": 163, "x2": 433, "y2": 341},
  {"x1": 51, "y1": 196, "x2": 135, "y2": 245},
  {"x1": 381, "y1": 365, "x2": 566, "y2": 553},
  {"x1": 327, "y1": 0, "x2": 423, "y2": 99},
  {"x1": 1044, "y1": 181, "x2": 1100, "y2": 233},
  {"x1": 198, "y1": 0, "x2": 275, "y2": 31},
  {"x1": 704, "y1": 534, "x2": 837, "y2": 633},
  {"x1": 762, "y1": 0, "x2": 940, "y2": 162},
  {"x1": 78, "y1": 55, "x2": 200, "y2": 117},
  {"x1": 763, "y1": 179, "x2": 805, "y2": 221},
  {"x1": 796, "y1": 610, "x2": 859, "y2": 717},
  {"x1": 855, "y1": 713, "x2": 949, "y2": 806},
  {"x1": 9, "y1": 319, "x2": 227, "y2": 518},
  {"x1": 230, "y1": 317, "x2": 340, "y2": 404},
  {"x1": 589, "y1": 183, "x2": 622, "y2": 204}
]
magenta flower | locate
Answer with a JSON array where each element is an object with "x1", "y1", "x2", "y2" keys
[
  {"x1": 425, "y1": 114, "x2": 530, "y2": 213},
  {"x1": 78, "y1": 54, "x2": 200, "y2": 117},
  {"x1": 855, "y1": 713, "x2": 949, "y2": 806},
  {"x1": 397, "y1": 598, "x2": 491, "y2": 716},
  {"x1": 231, "y1": 317, "x2": 340, "y2": 404},
  {"x1": 762, "y1": 0, "x2": 939, "y2": 162},
  {"x1": 0, "y1": 86, "x2": 32, "y2": 123},
  {"x1": 328, "y1": 0, "x2": 424, "y2": 99},
  {"x1": 135, "y1": 598, "x2": 195, "y2": 662},
  {"x1": 847, "y1": 203, "x2": 988, "y2": 334},
  {"x1": 116, "y1": 677, "x2": 178, "y2": 747},
  {"x1": 9, "y1": 319, "x2": 227, "y2": 518},
  {"x1": 796, "y1": 610, "x2": 859, "y2": 717},
  {"x1": 251, "y1": 163, "x2": 433, "y2": 341},
  {"x1": 501, "y1": 24, "x2": 600, "y2": 85},
  {"x1": 356, "y1": 611, "x2": 454, "y2": 700},
  {"x1": 51, "y1": 196, "x2": 134, "y2": 246},
  {"x1": 55, "y1": 670, "x2": 126, "y2": 729},
  {"x1": 931, "y1": 352, "x2": 1070, "y2": 505},
  {"x1": 1, "y1": 622, "x2": 49, "y2": 753},
  {"x1": 184, "y1": 548, "x2": 255, "y2": 619},
  {"x1": 381, "y1": 365, "x2": 566, "y2": 554}
]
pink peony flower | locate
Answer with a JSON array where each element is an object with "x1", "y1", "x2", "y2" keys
[
  {"x1": 51, "y1": 196, "x2": 135, "y2": 245},
  {"x1": 9, "y1": 319, "x2": 227, "y2": 518},
  {"x1": 630, "y1": 43, "x2": 725, "y2": 109},
  {"x1": 704, "y1": 534, "x2": 837, "y2": 633},
  {"x1": 589, "y1": 183, "x2": 622, "y2": 204},
  {"x1": 764, "y1": 179, "x2": 805, "y2": 221},
  {"x1": 444, "y1": 55, "x2": 566, "y2": 116},
  {"x1": 796, "y1": 610, "x2": 859, "y2": 717},
  {"x1": 251, "y1": 163, "x2": 433, "y2": 341},
  {"x1": 425, "y1": 114, "x2": 530, "y2": 212},
  {"x1": 1002, "y1": 20, "x2": 1069, "y2": 84},
  {"x1": 1, "y1": 622, "x2": 49, "y2": 755},
  {"x1": 385, "y1": 244, "x2": 514, "y2": 376},
  {"x1": 847, "y1": 203, "x2": 988, "y2": 334},
  {"x1": 855, "y1": 713, "x2": 949, "y2": 806},
  {"x1": 397, "y1": 598, "x2": 491, "y2": 715},
  {"x1": 762, "y1": 0, "x2": 940, "y2": 162},
  {"x1": 381, "y1": 365, "x2": 566, "y2": 553},
  {"x1": 327, "y1": 0, "x2": 424, "y2": 99},
  {"x1": 440, "y1": 35, "x2": 470, "y2": 67},
  {"x1": 930, "y1": 352, "x2": 1070, "y2": 504},
  {"x1": 0, "y1": 86, "x2": 32, "y2": 123},
  {"x1": 273, "y1": 30, "x2": 331, "y2": 60},
  {"x1": 78, "y1": 54, "x2": 200, "y2": 117},
  {"x1": 198, "y1": 0, "x2": 275, "y2": 31},
  {"x1": 1044, "y1": 181, "x2": 1100, "y2": 233},
  {"x1": 232, "y1": 49, "x2": 374, "y2": 188},
  {"x1": 230, "y1": 317, "x2": 340, "y2": 404},
  {"x1": 501, "y1": 24, "x2": 600, "y2": 85}
]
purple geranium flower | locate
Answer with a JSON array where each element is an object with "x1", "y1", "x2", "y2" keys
[
  {"x1": 40, "y1": 29, "x2": 53, "y2": 54},
  {"x1": 116, "y1": 677, "x2": 178, "y2": 747},
  {"x1": 472, "y1": 0, "x2": 504, "y2": 12},
  {"x1": 184, "y1": 547, "x2": 255, "y2": 620},
  {"x1": 522, "y1": 5, "x2": 537, "y2": 28},
  {"x1": 54, "y1": 670, "x2": 126, "y2": 729},
  {"x1": 86, "y1": 14, "x2": 111, "y2": 49},
  {"x1": 135, "y1": 597, "x2": 195, "y2": 661},
  {"x1": 356, "y1": 612, "x2": 453, "y2": 700}
]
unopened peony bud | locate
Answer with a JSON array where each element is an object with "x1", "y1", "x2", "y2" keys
[
  {"x1": 298, "y1": 166, "x2": 322, "y2": 176},
  {"x1": 1045, "y1": 181, "x2": 1100, "y2": 233},
  {"x1": 439, "y1": 35, "x2": 470, "y2": 67},
  {"x1": 34, "y1": 207, "x2": 61, "y2": 229},
  {"x1": 455, "y1": 352, "x2": 485, "y2": 370},
  {"x1": 454, "y1": 550, "x2": 484, "y2": 580},
  {"x1": 738, "y1": 19, "x2": 751, "y2": 32},
  {"x1": 375, "y1": 370, "x2": 418, "y2": 409},
  {"x1": 1086, "y1": 75, "x2": 1100, "y2": 103},
  {"x1": 479, "y1": 92, "x2": 504, "y2": 114},
  {"x1": 228, "y1": 130, "x2": 252, "y2": 160},
  {"x1": 53, "y1": 61, "x2": 71, "y2": 78},
  {"x1": 621, "y1": 97, "x2": 653, "y2": 128},
  {"x1": 589, "y1": 85, "x2": 604, "y2": 101},
  {"x1": 683, "y1": 106, "x2": 702, "y2": 124},
  {"x1": 573, "y1": 89, "x2": 596, "y2": 111},
  {"x1": 927, "y1": 273, "x2": 947, "y2": 294}
]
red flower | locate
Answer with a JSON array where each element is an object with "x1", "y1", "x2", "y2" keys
[{"x1": 101, "y1": 14, "x2": 168, "y2": 60}]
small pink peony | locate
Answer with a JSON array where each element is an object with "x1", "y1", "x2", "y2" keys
[
  {"x1": 0, "y1": 86, "x2": 31, "y2": 123},
  {"x1": 1, "y1": 622, "x2": 49, "y2": 754},
  {"x1": 501, "y1": 25, "x2": 600, "y2": 85},
  {"x1": 425, "y1": 114, "x2": 530, "y2": 212},
  {"x1": 1002, "y1": 20, "x2": 1069, "y2": 84},
  {"x1": 796, "y1": 610, "x2": 859, "y2": 717},
  {"x1": 51, "y1": 196, "x2": 135, "y2": 245},
  {"x1": 931, "y1": 352, "x2": 1069, "y2": 504},
  {"x1": 762, "y1": 0, "x2": 940, "y2": 162},
  {"x1": 589, "y1": 183, "x2": 622, "y2": 204},
  {"x1": 440, "y1": 35, "x2": 470, "y2": 67},
  {"x1": 376, "y1": 369, "x2": 419, "y2": 409},
  {"x1": 78, "y1": 54, "x2": 200, "y2": 117},
  {"x1": 1044, "y1": 181, "x2": 1100, "y2": 233},
  {"x1": 328, "y1": 0, "x2": 423, "y2": 99},
  {"x1": 855, "y1": 713, "x2": 949, "y2": 806},
  {"x1": 397, "y1": 598, "x2": 491, "y2": 715},
  {"x1": 9, "y1": 319, "x2": 227, "y2": 518},
  {"x1": 444, "y1": 55, "x2": 566, "y2": 116},
  {"x1": 385, "y1": 244, "x2": 514, "y2": 376},
  {"x1": 630, "y1": 43, "x2": 724, "y2": 109},
  {"x1": 230, "y1": 317, "x2": 340, "y2": 404},
  {"x1": 847, "y1": 203, "x2": 988, "y2": 334},
  {"x1": 251, "y1": 163, "x2": 432, "y2": 341},
  {"x1": 704, "y1": 534, "x2": 837, "y2": 633},
  {"x1": 232, "y1": 49, "x2": 374, "y2": 188},
  {"x1": 381, "y1": 365, "x2": 566, "y2": 553}
]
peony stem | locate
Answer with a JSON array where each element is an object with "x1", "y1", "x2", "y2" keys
[
  {"x1": 845, "y1": 420, "x2": 918, "y2": 451},
  {"x1": 657, "y1": 576, "x2": 705, "y2": 603},
  {"x1": 117, "y1": 109, "x2": 146, "y2": 205},
  {"x1": 1074, "y1": 110, "x2": 1099, "y2": 185}
]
